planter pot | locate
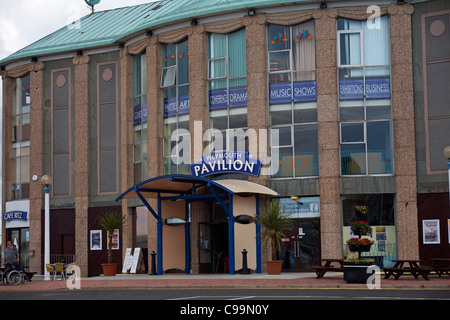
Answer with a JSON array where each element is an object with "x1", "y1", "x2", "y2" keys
[
  {"x1": 348, "y1": 244, "x2": 372, "y2": 253},
  {"x1": 343, "y1": 262, "x2": 375, "y2": 283},
  {"x1": 101, "y1": 263, "x2": 118, "y2": 276},
  {"x1": 266, "y1": 261, "x2": 283, "y2": 275}
]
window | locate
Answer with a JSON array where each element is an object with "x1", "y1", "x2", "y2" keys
[
  {"x1": 11, "y1": 76, "x2": 30, "y2": 200},
  {"x1": 51, "y1": 69, "x2": 71, "y2": 197},
  {"x1": 208, "y1": 28, "x2": 247, "y2": 156},
  {"x1": 341, "y1": 194, "x2": 396, "y2": 267},
  {"x1": 268, "y1": 21, "x2": 318, "y2": 178},
  {"x1": 422, "y1": 11, "x2": 450, "y2": 173},
  {"x1": 162, "y1": 39, "x2": 190, "y2": 174},
  {"x1": 338, "y1": 16, "x2": 393, "y2": 175},
  {"x1": 133, "y1": 53, "x2": 148, "y2": 184}
]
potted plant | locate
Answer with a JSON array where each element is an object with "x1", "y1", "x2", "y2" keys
[
  {"x1": 255, "y1": 199, "x2": 293, "y2": 275},
  {"x1": 344, "y1": 204, "x2": 375, "y2": 283},
  {"x1": 350, "y1": 221, "x2": 371, "y2": 237},
  {"x1": 98, "y1": 211, "x2": 126, "y2": 276},
  {"x1": 343, "y1": 258, "x2": 376, "y2": 283},
  {"x1": 346, "y1": 238, "x2": 374, "y2": 253}
]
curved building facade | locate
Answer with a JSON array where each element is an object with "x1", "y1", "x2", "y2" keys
[{"x1": 1, "y1": 0, "x2": 449, "y2": 277}]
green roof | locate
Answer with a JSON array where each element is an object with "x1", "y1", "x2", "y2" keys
[{"x1": 0, "y1": 0, "x2": 314, "y2": 65}]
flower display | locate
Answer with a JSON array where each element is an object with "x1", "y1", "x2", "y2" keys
[
  {"x1": 352, "y1": 205, "x2": 368, "y2": 214},
  {"x1": 350, "y1": 221, "x2": 372, "y2": 236},
  {"x1": 346, "y1": 238, "x2": 374, "y2": 247}
]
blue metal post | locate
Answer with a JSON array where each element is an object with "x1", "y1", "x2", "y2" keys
[
  {"x1": 157, "y1": 193, "x2": 163, "y2": 275},
  {"x1": 255, "y1": 195, "x2": 261, "y2": 273},
  {"x1": 185, "y1": 201, "x2": 190, "y2": 274},
  {"x1": 228, "y1": 194, "x2": 235, "y2": 275}
]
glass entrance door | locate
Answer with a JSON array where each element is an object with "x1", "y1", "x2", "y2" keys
[
  {"x1": 7, "y1": 228, "x2": 30, "y2": 269},
  {"x1": 280, "y1": 219, "x2": 320, "y2": 272}
]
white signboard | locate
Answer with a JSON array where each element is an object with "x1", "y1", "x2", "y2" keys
[
  {"x1": 122, "y1": 248, "x2": 143, "y2": 274},
  {"x1": 122, "y1": 248, "x2": 133, "y2": 273}
]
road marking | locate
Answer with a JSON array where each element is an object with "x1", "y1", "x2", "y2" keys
[{"x1": 227, "y1": 296, "x2": 256, "y2": 300}]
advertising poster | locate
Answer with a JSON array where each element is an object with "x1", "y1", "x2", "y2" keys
[
  {"x1": 423, "y1": 219, "x2": 440, "y2": 244},
  {"x1": 90, "y1": 230, "x2": 102, "y2": 250}
]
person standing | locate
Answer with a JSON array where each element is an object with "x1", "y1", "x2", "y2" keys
[{"x1": 3, "y1": 241, "x2": 20, "y2": 272}]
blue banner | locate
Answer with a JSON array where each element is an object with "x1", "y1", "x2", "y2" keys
[
  {"x1": 164, "y1": 95, "x2": 190, "y2": 117},
  {"x1": 190, "y1": 151, "x2": 262, "y2": 177},
  {"x1": 209, "y1": 86, "x2": 247, "y2": 110},
  {"x1": 3, "y1": 211, "x2": 27, "y2": 223},
  {"x1": 269, "y1": 81, "x2": 317, "y2": 104},
  {"x1": 133, "y1": 104, "x2": 147, "y2": 125},
  {"x1": 339, "y1": 77, "x2": 391, "y2": 101}
]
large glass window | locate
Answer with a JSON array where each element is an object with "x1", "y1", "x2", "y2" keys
[
  {"x1": 133, "y1": 53, "x2": 148, "y2": 185},
  {"x1": 208, "y1": 28, "x2": 247, "y2": 153},
  {"x1": 11, "y1": 76, "x2": 31, "y2": 200},
  {"x1": 338, "y1": 16, "x2": 393, "y2": 175},
  {"x1": 162, "y1": 39, "x2": 190, "y2": 174},
  {"x1": 341, "y1": 194, "x2": 396, "y2": 267},
  {"x1": 268, "y1": 21, "x2": 318, "y2": 178}
]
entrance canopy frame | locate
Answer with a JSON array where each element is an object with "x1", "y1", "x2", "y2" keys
[{"x1": 115, "y1": 174, "x2": 279, "y2": 275}]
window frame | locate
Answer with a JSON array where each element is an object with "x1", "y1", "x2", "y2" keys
[
  {"x1": 207, "y1": 28, "x2": 248, "y2": 155},
  {"x1": 268, "y1": 22, "x2": 318, "y2": 179},
  {"x1": 162, "y1": 39, "x2": 190, "y2": 175},
  {"x1": 133, "y1": 52, "x2": 148, "y2": 185},
  {"x1": 11, "y1": 76, "x2": 31, "y2": 200},
  {"x1": 337, "y1": 17, "x2": 393, "y2": 176}
]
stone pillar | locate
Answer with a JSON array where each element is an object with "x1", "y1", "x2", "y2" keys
[
  {"x1": 147, "y1": 36, "x2": 163, "y2": 178},
  {"x1": 29, "y1": 63, "x2": 46, "y2": 274},
  {"x1": 188, "y1": 25, "x2": 208, "y2": 164},
  {"x1": 146, "y1": 36, "x2": 163, "y2": 257},
  {"x1": 119, "y1": 47, "x2": 134, "y2": 252},
  {"x1": 315, "y1": 9, "x2": 342, "y2": 259},
  {"x1": 73, "y1": 55, "x2": 90, "y2": 277},
  {"x1": 245, "y1": 15, "x2": 269, "y2": 186},
  {"x1": 389, "y1": 4, "x2": 419, "y2": 260},
  {"x1": 1, "y1": 74, "x2": 13, "y2": 255}
]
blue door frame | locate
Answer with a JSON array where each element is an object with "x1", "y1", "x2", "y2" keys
[{"x1": 116, "y1": 174, "x2": 263, "y2": 275}]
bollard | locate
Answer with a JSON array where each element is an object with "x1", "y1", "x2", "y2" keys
[
  {"x1": 150, "y1": 251, "x2": 156, "y2": 275},
  {"x1": 239, "y1": 249, "x2": 250, "y2": 274}
]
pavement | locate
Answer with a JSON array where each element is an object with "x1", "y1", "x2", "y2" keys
[{"x1": 0, "y1": 271, "x2": 449, "y2": 292}]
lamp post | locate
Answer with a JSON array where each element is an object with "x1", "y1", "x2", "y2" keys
[
  {"x1": 41, "y1": 174, "x2": 52, "y2": 280},
  {"x1": 444, "y1": 146, "x2": 450, "y2": 206}
]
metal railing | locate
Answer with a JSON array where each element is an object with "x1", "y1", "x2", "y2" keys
[{"x1": 344, "y1": 243, "x2": 397, "y2": 268}]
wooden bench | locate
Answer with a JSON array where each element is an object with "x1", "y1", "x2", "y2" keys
[
  {"x1": 312, "y1": 259, "x2": 344, "y2": 279},
  {"x1": 383, "y1": 267, "x2": 404, "y2": 280},
  {"x1": 435, "y1": 267, "x2": 450, "y2": 277},
  {"x1": 383, "y1": 266, "x2": 432, "y2": 280}
]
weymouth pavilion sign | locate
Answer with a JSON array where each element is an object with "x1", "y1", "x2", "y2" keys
[{"x1": 190, "y1": 151, "x2": 262, "y2": 177}]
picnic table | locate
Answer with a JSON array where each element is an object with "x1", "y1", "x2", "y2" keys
[
  {"x1": 312, "y1": 259, "x2": 344, "y2": 279},
  {"x1": 383, "y1": 259, "x2": 431, "y2": 280},
  {"x1": 430, "y1": 258, "x2": 450, "y2": 277}
]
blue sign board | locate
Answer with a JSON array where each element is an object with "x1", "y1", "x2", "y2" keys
[
  {"x1": 269, "y1": 81, "x2": 317, "y2": 104},
  {"x1": 190, "y1": 151, "x2": 262, "y2": 177},
  {"x1": 3, "y1": 211, "x2": 27, "y2": 223},
  {"x1": 164, "y1": 95, "x2": 190, "y2": 117},
  {"x1": 209, "y1": 86, "x2": 247, "y2": 110},
  {"x1": 133, "y1": 104, "x2": 147, "y2": 125},
  {"x1": 339, "y1": 77, "x2": 391, "y2": 101}
]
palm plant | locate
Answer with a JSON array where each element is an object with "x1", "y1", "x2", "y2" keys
[
  {"x1": 98, "y1": 211, "x2": 126, "y2": 264},
  {"x1": 256, "y1": 199, "x2": 293, "y2": 260}
]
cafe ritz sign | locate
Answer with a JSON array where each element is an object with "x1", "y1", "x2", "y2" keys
[{"x1": 3, "y1": 211, "x2": 28, "y2": 223}]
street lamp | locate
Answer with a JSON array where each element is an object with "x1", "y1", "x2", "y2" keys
[
  {"x1": 444, "y1": 146, "x2": 450, "y2": 206},
  {"x1": 41, "y1": 174, "x2": 52, "y2": 280}
]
